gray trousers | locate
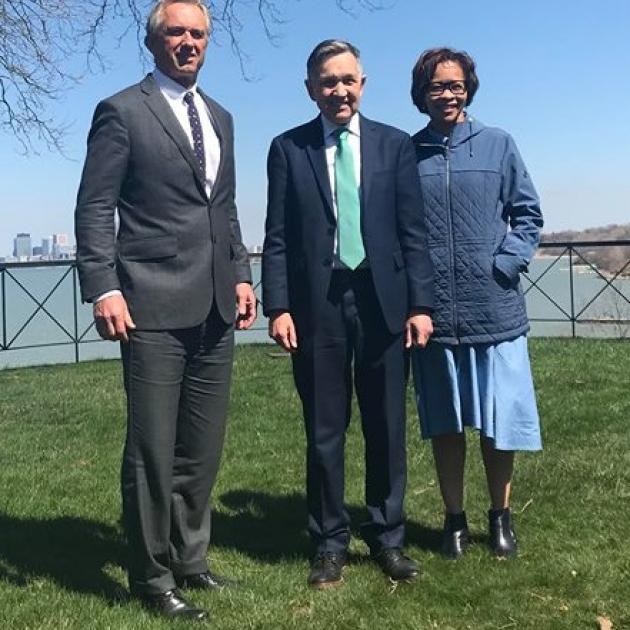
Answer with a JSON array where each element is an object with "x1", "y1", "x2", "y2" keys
[{"x1": 120, "y1": 307, "x2": 234, "y2": 595}]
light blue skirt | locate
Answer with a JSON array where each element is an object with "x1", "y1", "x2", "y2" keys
[{"x1": 411, "y1": 335, "x2": 541, "y2": 451}]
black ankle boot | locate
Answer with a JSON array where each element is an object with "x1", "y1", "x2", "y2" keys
[
  {"x1": 441, "y1": 511, "x2": 470, "y2": 559},
  {"x1": 488, "y1": 507, "x2": 517, "y2": 558}
]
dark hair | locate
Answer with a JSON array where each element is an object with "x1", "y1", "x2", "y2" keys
[
  {"x1": 411, "y1": 47, "x2": 479, "y2": 114},
  {"x1": 306, "y1": 39, "x2": 361, "y2": 83}
]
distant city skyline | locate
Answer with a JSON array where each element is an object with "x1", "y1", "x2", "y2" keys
[
  {"x1": 2, "y1": 231, "x2": 75, "y2": 262},
  {"x1": 1, "y1": 230, "x2": 265, "y2": 261}
]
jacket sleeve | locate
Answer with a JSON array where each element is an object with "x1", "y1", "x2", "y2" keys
[
  {"x1": 396, "y1": 135, "x2": 435, "y2": 310},
  {"x1": 224, "y1": 112, "x2": 252, "y2": 285},
  {"x1": 494, "y1": 134, "x2": 543, "y2": 285},
  {"x1": 261, "y1": 136, "x2": 290, "y2": 316},
  {"x1": 74, "y1": 100, "x2": 129, "y2": 302}
]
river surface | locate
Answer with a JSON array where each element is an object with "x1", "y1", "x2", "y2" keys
[{"x1": 1, "y1": 257, "x2": 629, "y2": 369}]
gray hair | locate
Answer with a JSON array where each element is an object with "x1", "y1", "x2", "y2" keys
[
  {"x1": 145, "y1": 0, "x2": 211, "y2": 44},
  {"x1": 306, "y1": 39, "x2": 362, "y2": 82}
]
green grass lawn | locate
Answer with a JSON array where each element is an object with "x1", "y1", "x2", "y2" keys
[{"x1": 0, "y1": 339, "x2": 629, "y2": 629}]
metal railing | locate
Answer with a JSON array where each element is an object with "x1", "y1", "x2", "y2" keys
[
  {"x1": 1, "y1": 242, "x2": 629, "y2": 366},
  {"x1": 0, "y1": 254, "x2": 265, "y2": 365},
  {"x1": 524, "y1": 240, "x2": 630, "y2": 337},
  {"x1": 1, "y1": 260, "x2": 84, "y2": 362}
]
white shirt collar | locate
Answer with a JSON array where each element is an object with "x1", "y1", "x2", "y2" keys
[
  {"x1": 153, "y1": 67, "x2": 198, "y2": 102},
  {"x1": 321, "y1": 112, "x2": 361, "y2": 139}
]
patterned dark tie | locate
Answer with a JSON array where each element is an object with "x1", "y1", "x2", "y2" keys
[{"x1": 184, "y1": 91, "x2": 206, "y2": 174}]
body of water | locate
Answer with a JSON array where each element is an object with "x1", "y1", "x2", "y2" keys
[
  {"x1": 0, "y1": 263, "x2": 268, "y2": 370},
  {"x1": 1, "y1": 257, "x2": 629, "y2": 369}
]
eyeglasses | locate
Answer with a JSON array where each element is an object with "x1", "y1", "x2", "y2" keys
[
  {"x1": 427, "y1": 81, "x2": 467, "y2": 96},
  {"x1": 163, "y1": 26, "x2": 207, "y2": 40}
]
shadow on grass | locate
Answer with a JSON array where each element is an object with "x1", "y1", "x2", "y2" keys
[
  {"x1": 214, "y1": 490, "x2": 444, "y2": 562},
  {"x1": 0, "y1": 495, "x2": 446, "y2": 598},
  {"x1": 0, "y1": 514, "x2": 126, "y2": 601},
  {"x1": 214, "y1": 490, "x2": 310, "y2": 561},
  {"x1": 405, "y1": 519, "x2": 443, "y2": 553}
]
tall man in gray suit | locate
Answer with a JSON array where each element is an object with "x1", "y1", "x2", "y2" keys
[{"x1": 75, "y1": 0, "x2": 255, "y2": 620}]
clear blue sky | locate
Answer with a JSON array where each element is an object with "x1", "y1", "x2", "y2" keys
[{"x1": 1, "y1": 0, "x2": 629, "y2": 254}]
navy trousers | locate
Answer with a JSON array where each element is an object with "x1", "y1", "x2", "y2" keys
[{"x1": 292, "y1": 269, "x2": 409, "y2": 554}]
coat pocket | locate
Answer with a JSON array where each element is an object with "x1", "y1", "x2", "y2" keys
[{"x1": 118, "y1": 235, "x2": 178, "y2": 261}]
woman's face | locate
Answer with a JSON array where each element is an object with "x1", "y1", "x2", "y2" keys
[{"x1": 425, "y1": 60, "x2": 467, "y2": 129}]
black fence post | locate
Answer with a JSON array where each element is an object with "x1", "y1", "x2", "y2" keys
[
  {"x1": 568, "y1": 245, "x2": 576, "y2": 338},
  {"x1": 72, "y1": 263, "x2": 80, "y2": 363},
  {"x1": 1, "y1": 269, "x2": 6, "y2": 351}
]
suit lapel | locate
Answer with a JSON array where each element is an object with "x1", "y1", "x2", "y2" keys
[
  {"x1": 198, "y1": 89, "x2": 226, "y2": 207},
  {"x1": 305, "y1": 117, "x2": 335, "y2": 223},
  {"x1": 359, "y1": 114, "x2": 378, "y2": 212},
  {"x1": 141, "y1": 74, "x2": 207, "y2": 197}
]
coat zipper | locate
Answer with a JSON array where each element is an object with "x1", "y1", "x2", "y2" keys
[{"x1": 444, "y1": 140, "x2": 459, "y2": 341}]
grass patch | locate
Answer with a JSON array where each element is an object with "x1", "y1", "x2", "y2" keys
[{"x1": 0, "y1": 339, "x2": 629, "y2": 628}]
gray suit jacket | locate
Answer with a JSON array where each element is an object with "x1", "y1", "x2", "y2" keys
[{"x1": 75, "y1": 74, "x2": 251, "y2": 329}]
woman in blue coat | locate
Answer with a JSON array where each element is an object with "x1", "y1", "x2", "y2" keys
[{"x1": 410, "y1": 47, "x2": 543, "y2": 559}]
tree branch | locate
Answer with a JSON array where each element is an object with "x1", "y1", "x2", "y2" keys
[{"x1": 0, "y1": 0, "x2": 387, "y2": 152}]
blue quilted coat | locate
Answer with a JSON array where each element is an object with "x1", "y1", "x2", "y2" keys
[{"x1": 412, "y1": 118, "x2": 543, "y2": 344}]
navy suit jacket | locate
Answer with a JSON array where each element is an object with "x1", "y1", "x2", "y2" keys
[{"x1": 262, "y1": 114, "x2": 434, "y2": 335}]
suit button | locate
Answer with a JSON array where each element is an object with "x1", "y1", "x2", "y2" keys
[
  {"x1": 323, "y1": 258, "x2": 332, "y2": 267},
  {"x1": 327, "y1": 227, "x2": 335, "y2": 236}
]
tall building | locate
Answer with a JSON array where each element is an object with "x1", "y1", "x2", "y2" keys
[
  {"x1": 41, "y1": 237, "x2": 52, "y2": 257},
  {"x1": 52, "y1": 233, "x2": 70, "y2": 259},
  {"x1": 13, "y1": 233, "x2": 32, "y2": 259}
]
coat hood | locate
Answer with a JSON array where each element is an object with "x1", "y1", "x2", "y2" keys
[{"x1": 413, "y1": 116, "x2": 486, "y2": 157}]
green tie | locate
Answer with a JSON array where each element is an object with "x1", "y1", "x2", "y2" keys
[{"x1": 334, "y1": 128, "x2": 365, "y2": 269}]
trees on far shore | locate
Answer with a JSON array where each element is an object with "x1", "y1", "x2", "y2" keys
[{"x1": 542, "y1": 224, "x2": 630, "y2": 277}]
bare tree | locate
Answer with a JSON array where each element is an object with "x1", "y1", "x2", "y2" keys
[{"x1": 0, "y1": 0, "x2": 386, "y2": 152}]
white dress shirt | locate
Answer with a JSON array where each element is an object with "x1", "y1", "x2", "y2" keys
[
  {"x1": 153, "y1": 67, "x2": 221, "y2": 196},
  {"x1": 321, "y1": 113, "x2": 362, "y2": 260}
]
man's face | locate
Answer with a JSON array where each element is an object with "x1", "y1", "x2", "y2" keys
[
  {"x1": 148, "y1": 3, "x2": 209, "y2": 87},
  {"x1": 306, "y1": 52, "x2": 365, "y2": 125}
]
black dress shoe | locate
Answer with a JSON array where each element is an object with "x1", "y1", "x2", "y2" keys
[
  {"x1": 373, "y1": 548, "x2": 420, "y2": 581},
  {"x1": 488, "y1": 507, "x2": 518, "y2": 558},
  {"x1": 138, "y1": 589, "x2": 208, "y2": 620},
  {"x1": 307, "y1": 551, "x2": 346, "y2": 589},
  {"x1": 176, "y1": 571, "x2": 231, "y2": 591},
  {"x1": 441, "y1": 512, "x2": 471, "y2": 559}
]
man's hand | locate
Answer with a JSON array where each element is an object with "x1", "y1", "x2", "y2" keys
[
  {"x1": 236, "y1": 282, "x2": 257, "y2": 330},
  {"x1": 93, "y1": 294, "x2": 136, "y2": 342},
  {"x1": 405, "y1": 311, "x2": 433, "y2": 349},
  {"x1": 269, "y1": 311, "x2": 298, "y2": 353}
]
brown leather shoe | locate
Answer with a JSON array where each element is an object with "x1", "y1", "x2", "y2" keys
[
  {"x1": 138, "y1": 589, "x2": 208, "y2": 620},
  {"x1": 307, "y1": 551, "x2": 346, "y2": 589},
  {"x1": 373, "y1": 548, "x2": 420, "y2": 581}
]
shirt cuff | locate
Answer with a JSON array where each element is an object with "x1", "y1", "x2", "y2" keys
[{"x1": 95, "y1": 290, "x2": 122, "y2": 303}]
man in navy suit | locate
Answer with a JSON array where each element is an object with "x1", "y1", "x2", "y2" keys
[{"x1": 262, "y1": 40, "x2": 434, "y2": 588}]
